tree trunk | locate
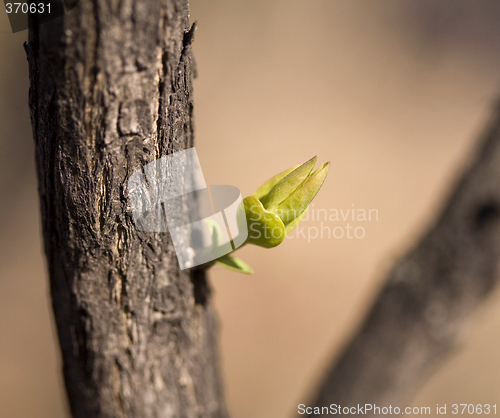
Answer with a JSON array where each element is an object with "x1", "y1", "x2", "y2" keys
[
  {"x1": 27, "y1": 1, "x2": 227, "y2": 417},
  {"x1": 306, "y1": 103, "x2": 500, "y2": 416}
]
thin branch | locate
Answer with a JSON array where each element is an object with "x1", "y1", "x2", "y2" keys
[{"x1": 306, "y1": 101, "x2": 500, "y2": 416}]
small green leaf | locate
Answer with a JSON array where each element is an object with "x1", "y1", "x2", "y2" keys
[
  {"x1": 284, "y1": 208, "x2": 307, "y2": 234},
  {"x1": 277, "y1": 161, "x2": 330, "y2": 226},
  {"x1": 216, "y1": 254, "x2": 254, "y2": 274},
  {"x1": 243, "y1": 196, "x2": 286, "y2": 248},
  {"x1": 260, "y1": 156, "x2": 317, "y2": 211},
  {"x1": 203, "y1": 218, "x2": 222, "y2": 248},
  {"x1": 253, "y1": 166, "x2": 299, "y2": 201}
]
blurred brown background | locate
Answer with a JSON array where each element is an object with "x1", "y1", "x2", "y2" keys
[{"x1": 1, "y1": 1, "x2": 500, "y2": 417}]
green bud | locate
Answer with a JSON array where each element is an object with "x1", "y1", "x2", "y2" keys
[
  {"x1": 210, "y1": 155, "x2": 330, "y2": 273},
  {"x1": 243, "y1": 156, "x2": 330, "y2": 248},
  {"x1": 276, "y1": 161, "x2": 330, "y2": 227},
  {"x1": 242, "y1": 195, "x2": 286, "y2": 248},
  {"x1": 259, "y1": 156, "x2": 317, "y2": 211}
]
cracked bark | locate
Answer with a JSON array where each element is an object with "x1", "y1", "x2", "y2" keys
[
  {"x1": 306, "y1": 103, "x2": 500, "y2": 417},
  {"x1": 27, "y1": 0, "x2": 500, "y2": 416},
  {"x1": 27, "y1": 1, "x2": 227, "y2": 417}
]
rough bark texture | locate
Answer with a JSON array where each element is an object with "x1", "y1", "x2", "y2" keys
[
  {"x1": 307, "y1": 103, "x2": 500, "y2": 416},
  {"x1": 27, "y1": 1, "x2": 227, "y2": 417}
]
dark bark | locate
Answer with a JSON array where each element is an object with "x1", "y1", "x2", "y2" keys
[
  {"x1": 306, "y1": 103, "x2": 500, "y2": 416},
  {"x1": 27, "y1": 1, "x2": 227, "y2": 417}
]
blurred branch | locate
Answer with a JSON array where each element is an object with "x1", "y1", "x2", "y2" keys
[
  {"x1": 27, "y1": 1, "x2": 227, "y2": 417},
  {"x1": 307, "y1": 102, "x2": 500, "y2": 416}
]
